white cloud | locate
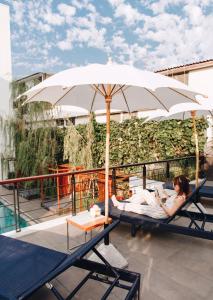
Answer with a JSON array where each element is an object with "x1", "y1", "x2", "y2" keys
[
  {"x1": 133, "y1": 3, "x2": 213, "y2": 70},
  {"x1": 110, "y1": 32, "x2": 147, "y2": 65},
  {"x1": 58, "y1": 26, "x2": 107, "y2": 51},
  {"x1": 108, "y1": 0, "x2": 143, "y2": 25},
  {"x1": 149, "y1": 0, "x2": 183, "y2": 14},
  {"x1": 9, "y1": 0, "x2": 213, "y2": 76},
  {"x1": 147, "y1": 0, "x2": 213, "y2": 15},
  {"x1": 43, "y1": 11, "x2": 65, "y2": 26},
  {"x1": 58, "y1": 3, "x2": 76, "y2": 16},
  {"x1": 12, "y1": 0, "x2": 25, "y2": 26},
  {"x1": 15, "y1": 56, "x2": 63, "y2": 74},
  {"x1": 184, "y1": 4, "x2": 203, "y2": 25},
  {"x1": 71, "y1": 0, "x2": 96, "y2": 13}
]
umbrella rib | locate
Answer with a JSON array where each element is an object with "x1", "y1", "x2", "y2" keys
[
  {"x1": 169, "y1": 87, "x2": 200, "y2": 104},
  {"x1": 120, "y1": 85, "x2": 131, "y2": 114},
  {"x1": 109, "y1": 84, "x2": 116, "y2": 96},
  {"x1": 101, "y1": 84, "x2": 107, "y2": 96},
  {"x1": 111, "y1": 85, "x2": 126, "y2": 97},
  {"x1": 90, "y1": 89, "x2": 98, "y2": 113},
  {"x1": 144, "y1": 88, "x2": 169, "y2": 112},
  {"x1": 93, "y1": 84, "x2": 105, "y2": 97},
  {"x1": 54, "y1": 86, "x2": 76, "y2": 106},
  {"x1": 24, "y1": 87, "x2": 47, "y2": 104}
]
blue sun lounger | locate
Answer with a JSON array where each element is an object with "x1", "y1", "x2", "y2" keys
[
  {"x1": 98, "y1": 179, "x2": 213, "y2": 240},
  {"x1": 0, "y1": 221, "x2": 141, "y2": 300}
]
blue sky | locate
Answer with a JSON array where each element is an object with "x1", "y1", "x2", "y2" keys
[{"x1": 2, "y1": 0, "x2": 213, "y2": 78}]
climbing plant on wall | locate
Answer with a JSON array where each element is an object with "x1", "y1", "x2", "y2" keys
[
  {"x1": 0, "y1": 81, "x2": 65, "y2": 178},
  {"x1": 76, "y1": 117, "x2": 208, "y2": 168},
  {"x1": 64, "y1": 114, "x2": 95, "y2": 169}
]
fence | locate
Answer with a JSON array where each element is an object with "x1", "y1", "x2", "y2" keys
[{"x1": 0, "y1": 155, "x2": 204, "y2": 233}]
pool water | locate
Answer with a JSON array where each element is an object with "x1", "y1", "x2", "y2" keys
[{"x1": 0, "y1": 201, "x2": 28, "y2": 234}]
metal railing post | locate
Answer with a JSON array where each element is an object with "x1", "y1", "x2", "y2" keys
[
  {"x1": 166, "y1": 161, "x2": 170, "y2": 180},
  {"x1": 143, "y1": 165, "x2": 146, "y2": 189},
  {"x1": 1, "y1": 157, "x2": 3, "y2": 180},
  {"x1": 13, "y1": 183, "x2": 18, "y2": 232},
  {"x1": 16, "y1": 183, "x2": 21, "y2": 232},
  {"x1": 71, "y1": 174, "x2": 76, "y2": 216},
  {"x1": 112, "y1": 168, "x2": 117, "y2": 195},
  {"x1": 40, "y1": 179, "x2": 45, "y2": 207},
  {"x1": 199, "y1": 155, "x2": 205, "y2": 178}
]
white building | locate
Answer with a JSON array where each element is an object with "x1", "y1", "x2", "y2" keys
[
  {"x1": 157, "y1": 60, "x2": 213, "y2": 98},
  {"x1": 0, "y1": 3, "x2": 12, "y2": 178},
  {"x1": 156, "y1": 60, "x2": 213, "y2": 141},
  {"x1": 0, "y1": 3, "x2": 12, "y2": 115}
]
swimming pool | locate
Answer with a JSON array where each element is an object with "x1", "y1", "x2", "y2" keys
[{"x1": 0, "y1": 201, "x2": 28, "y2": 234}]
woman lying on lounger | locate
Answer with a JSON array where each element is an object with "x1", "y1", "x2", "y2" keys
[{"x1": 111, "y1": 175, "x2": 190, "y2": 219}]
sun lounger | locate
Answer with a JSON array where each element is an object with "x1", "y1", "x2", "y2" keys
[
  {"x1": 0, "y1": 220, "x2": 141, "y2": 300},
  {"x1": 97, "y1": 179, "x2": 213, "y2": 240}
]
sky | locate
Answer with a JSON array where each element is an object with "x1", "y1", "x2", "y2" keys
[{"x1": 1, "y1": 0, "x2": 213, "y2": 78}]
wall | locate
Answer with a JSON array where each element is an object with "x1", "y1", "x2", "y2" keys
[
  {"x1": 188, "y1": 67, "x2": 213, "y2": 97},
  {"x1": 188, "y1": 67, "x2": 213, "y2": 142},
  {"x1": 0, "y1": 4, "x2": 12, "y2": 178}
]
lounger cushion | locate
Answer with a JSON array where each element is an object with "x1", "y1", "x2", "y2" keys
[
  {"x1": 97, "y1": 200, "x2": 168, "y2": 224},
  {"x1": 0, "y1": 235, "x2": 67, "y2": 300},
  {"x1": 97, "y1": 200, "x2": 123, "y2": 219}
]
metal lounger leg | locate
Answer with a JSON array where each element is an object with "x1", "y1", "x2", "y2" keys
[
  {"x1": 131, "y1": 224, "x2": 137, "y2": 237},
  {"x1": 194, "y1": 202, "x2": 207, "y2": 230},
  {"x1": 67, "y1": 222, "x2": 69, "y2": 251},
  {"x1": 46, "y1": 282, "x2": 65, "y2": 300}
]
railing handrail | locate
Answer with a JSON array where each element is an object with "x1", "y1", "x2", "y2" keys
[{"x1": 0, "y1": 155, "x2": 200, "y2": 185}]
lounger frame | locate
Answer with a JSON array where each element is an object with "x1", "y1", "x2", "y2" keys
[{"x1": 0, "y1": 221, "x2": 141, "y2": 300}]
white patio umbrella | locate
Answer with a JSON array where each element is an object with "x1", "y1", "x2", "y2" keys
[
  {"x1": 140, "y1": 99, "x2": 213, "y2": 187},
  {"x1": 22, "y1": 63, "x2": 205, "y2": 222}
]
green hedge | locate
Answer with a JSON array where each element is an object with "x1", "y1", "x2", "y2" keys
[
  {"x1": 11, "y1": 117, "x2": 208, "y2": 178},
  {"x1": 77, "y1": 117, "x2": 208, "y2": 168}
]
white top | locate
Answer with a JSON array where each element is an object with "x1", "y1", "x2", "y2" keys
[
  {"x1": 165, "y1": 194, "x2": 177, "y2": 209},
  {"x1": 165, "y1": 193, "x2": 185, "y2": 209}
]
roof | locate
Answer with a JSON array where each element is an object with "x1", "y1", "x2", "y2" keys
[
  {"x1": 156, "y1": 59, "x2": 213, "y2": 75},
  {"x1": 15, "y1": 72, "x2": 52, "y2": 83}
]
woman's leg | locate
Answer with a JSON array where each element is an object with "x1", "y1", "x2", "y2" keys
[
  {"x1": 124, "y1": 203, "x2": 167, "y2": 218},
  {"x1": 138, "y1": 190, "x2": 157, "y2": 206},
  {"x1": 112, "y1": 190, "x2": 157, "y2": 207},
  {"x1": 111, "y1": 195, "x2": 121, "y2": 207}
]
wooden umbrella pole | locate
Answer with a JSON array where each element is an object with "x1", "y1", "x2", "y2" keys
[
  {"x1": 105, "y1": 93, "x2": 112, "y2": 224},
  {"x1": 191, "y1": 111, "x2": 199, "y2": 187}
]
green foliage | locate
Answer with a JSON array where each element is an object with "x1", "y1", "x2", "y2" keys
[
  {"x1": 64, "y1": 115, "x2": 94, "y2": 169},
  {"x1": 1, "y1": 80, "x2": 66, "y2": 178},
  {"x1": 15, "y1": 126, "x2": 65, "y2": 177},
  {"x1": 78, "y1": 117, "x2": 208, "y2": 168}
]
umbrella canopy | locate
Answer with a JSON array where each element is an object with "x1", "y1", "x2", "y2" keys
[
  {"x1": 23, "y1": 63, "x2": 203, "y2": 112},
  {"x1": 139, "y1": 98, "x2": 213, "y2": 187},
  {"x1": 22, "y1": 63, "x2": 206, "y2": 222},
  {"x1": 141, "y1": 100, "x2": 212, "y2": 121}
]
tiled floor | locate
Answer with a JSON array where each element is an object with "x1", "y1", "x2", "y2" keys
[{"x1": 16, "y1": 215, "x2": 213, "y2": 300}]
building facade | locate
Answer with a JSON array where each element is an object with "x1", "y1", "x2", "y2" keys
[
  {"x1": 156, "y1": 59, "x2": 213, "y2": 141},
  {"x1": 0, "y1": 3, "x2": 12, "y2": 178},
  {"x1": 156, "y1": 59, "x2": 213, "y2": 98},
  {"x1": 0, "y1": 3, "x2": 12, "y2": 115}
]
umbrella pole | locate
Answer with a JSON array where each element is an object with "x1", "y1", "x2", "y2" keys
[
  {"x1": 191, "y1": 111, "x2": 199, "y2": 187},
  {"x1": 105, "y1": 95, "x2": 112, "y2": 225}
]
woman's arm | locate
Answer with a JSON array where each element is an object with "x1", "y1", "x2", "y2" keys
[
  {"x1": 162, "y1": 189, "x2": 169, "y2": 199},
  {"x1": 160, "y1": 195, "x2": 185, "y2": 217}
]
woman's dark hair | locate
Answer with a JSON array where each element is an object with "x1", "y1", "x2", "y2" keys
[{"x1": 173, "y1": 175, "x2": 190, "y2": 196}]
